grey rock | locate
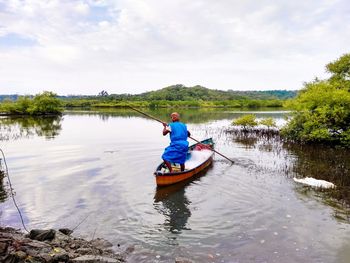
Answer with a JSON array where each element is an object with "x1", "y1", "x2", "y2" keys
[
  {"x1": 90, "y1": 238, "x2": 113, "y2": 249},
  {"x1": 175, "y1": 257, "x2": 194, "y2": 263},
  {"x1": 76, "y1": 247, "x2": 96, "y2": 255},
  {"x1": 59, "y1": 228, "x2": 73, "y2": 236},
  {"x1": 0, "y1": 241, "x2": 9, "y2": 254},
  {"x1": 1, "y1": 227, "x2": 127, "y2": 263},
  {"x1": 49, "y1": 247, "x2": 69, "y2": 262},
  {"x1": 26, "y1": 239, "x2": 51, "y2": 249},
  {"x1": 69, "y1": 252, "x2": 79, "y2": 259},
  {"x1": 39, "y1": 253, "x2": 53, "y2": 262},
  {"x1": 29, "y1": 229, "x2": 56, "y2": 241},
  {"x1": 71, "y1": 255, "x2": 119, "y2": 263},
  {"x1": 53, "y1": 252, "x2": 69, "y2": 262},
  {"x1": 15, "y1": 250, "x2": 27, "y2": 259},
  {"x1": 25, "y1": 248, "x2": 42, "y2": 257},
  {"x1": 51, "y1": 231, "x2": 71, "y2": 246},
  {"x1": 69, "y1": 243, "x2": 78, "y2": 249},
  {"x1": 3, "y1": 254, "x2": 18, "y2": 263},
  {"x1": 57, "y1": 230, "x2": 71, "y2": 240}
]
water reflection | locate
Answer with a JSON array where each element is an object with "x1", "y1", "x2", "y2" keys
[
  {"x1": 286, "y1": 144, "x2": 350, "y2": 187},
  {"x1": 228, "y1": 128, "x2": 350, "y2": 221},
  {"x1": 66, "y1": 108, "x2": 286, "y2": 124},
  {"x1": 0, "y1": 170, "x2": 7, "y2": 202},
  {"x1": 286, "y1": 143, "x2": 350, "y2": 221},
  {"x1": 0, "y1": 116, "x2": 62, "y2": 140},
  {"x1": 66, "y1": 108, "x2": 234, "y2": 124},
  {"x1": 153, "y1": 165, "x2": 214, "y2": 241},
  {"x1": 2, "y1": 109, "x2": 350, "y2": 262},
  {"x1": 154, "y1": 184, "x2": 191, "y2": 235},
  {"x1": 227, "y1": 129, "x2": 281, "y2": 148}
]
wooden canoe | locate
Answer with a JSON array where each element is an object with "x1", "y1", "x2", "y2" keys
[{"x1": 154, "y1": 138, "x2": 214, "y2": 186}]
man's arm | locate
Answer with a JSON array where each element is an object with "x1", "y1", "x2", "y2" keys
[{"x1": 163, "y1": 122, "x2": 171, "y2": 136}]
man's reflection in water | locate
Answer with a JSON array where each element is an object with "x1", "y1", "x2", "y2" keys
[{"x1": 154, "y1": 183, "x2": 191, "y2": 234}]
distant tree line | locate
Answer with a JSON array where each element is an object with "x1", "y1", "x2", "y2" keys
[
  {"x1": 106, "y1": 85, "x2": 297, "y2": 101},
  {"x1": 0, "y1": 91, "x2": 62, "y2": 115},
  {"x1": 59, "y1": 86, "x2": 296, "y2": 108},
  {"x1": 0, "y1": 94, "x2": 21, "y2": 102},
  {"x1": 62, "y1": 98, "x2": 285, "y2": 109},
  {"x1": 0, "y1": 86, "x2": 297, "y2": 115}
]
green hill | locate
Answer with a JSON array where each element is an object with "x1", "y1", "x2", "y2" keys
[
  {"x1": 110, "y1": 84, "x2": 297, "y2": 101},
  {"x1": 0, "y1": 85, "x2": 298, "y2": 101},
  {"x1": 1, "y1": 85, "x2": 298, "y2": 109}
]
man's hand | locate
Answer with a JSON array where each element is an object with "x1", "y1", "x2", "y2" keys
[{"x1": 162, "y1": 122, "x2": 171, "y2": 136}]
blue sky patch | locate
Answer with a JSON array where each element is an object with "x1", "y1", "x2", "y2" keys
[
  {"x1": 0, "y1": 33, "x2": 37, "y2": 48},
  {"x1": 86, "y1": 5, "x2": 114, "y2": 24}
]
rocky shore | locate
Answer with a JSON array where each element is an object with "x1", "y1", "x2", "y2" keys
[{"x1": 0, "y1": 227, "x2": 133, "y2": 263}]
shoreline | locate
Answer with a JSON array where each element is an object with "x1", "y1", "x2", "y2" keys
[{"x1": 0, "y1": 226, "x2": 132, "y2": 262}]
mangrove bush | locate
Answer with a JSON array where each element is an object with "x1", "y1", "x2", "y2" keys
[
  {"x1": 232, "y1": 114, "x2": 258, "y2": 130},
  {"x1": 281, "y1": 53, "x2": 350, "y2": 147},
  {"x1": 0, "y1": 91, "x2": 63, "y2": 115}
]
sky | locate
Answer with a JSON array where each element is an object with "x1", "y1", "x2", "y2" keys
[{"x1": 0, "y1": 0, "x2": 349, "y2": 95}]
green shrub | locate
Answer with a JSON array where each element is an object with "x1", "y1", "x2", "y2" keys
[
  {"x1": 0, "y1": 91, "x2": 62, "y2": 115},
  {"x1": 259, "y1": 117, "x2": 277, "y2": 129},
  {"x1": 281, "y1": 53, "x2": 350, "y2": 147},
  {"x1": 232, "y1": 114, "x2": 258, "y2": 130}
]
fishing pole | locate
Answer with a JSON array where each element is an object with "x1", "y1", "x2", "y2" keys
[
  {"x1": 128, "y1": 105, "x2": 235, "y2": 164},
  {"x1": 0, "y1": 148, "x2": 29, "y2": 232}
]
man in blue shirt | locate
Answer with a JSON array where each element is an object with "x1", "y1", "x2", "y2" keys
[{"x1": 162, "y1": 112, "x2": 191, "y2": 172}]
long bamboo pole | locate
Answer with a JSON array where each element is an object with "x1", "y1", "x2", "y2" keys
[{"x1": 128, "y1": 106, "x2": 235, "y2": 164}]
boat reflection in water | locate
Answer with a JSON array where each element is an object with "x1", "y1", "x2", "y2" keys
[
  {"x1": 154, "y1": 183, "x2": 191, "y2": 234},
  {"x1": 153, "y1": 165, "x2": 213, "y2": 235}
]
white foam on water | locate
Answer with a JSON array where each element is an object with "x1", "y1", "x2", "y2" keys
[
  {"x1": 185, "y1": 150, "x2": 213, "y2": 170},
  {"x1": 293, "y1": 177, "x2": 335, "y2": 189}
]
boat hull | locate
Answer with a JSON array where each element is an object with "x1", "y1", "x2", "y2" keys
[{"x1": 154, "y1": 138, "x2": 214, "y2": 186}]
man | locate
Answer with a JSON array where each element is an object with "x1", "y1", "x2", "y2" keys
[{"x1": 162, "y1": 112, "x2": 191, "y2": 172}]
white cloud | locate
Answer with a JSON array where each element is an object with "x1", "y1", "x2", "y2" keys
[
  {"x1": 74, "y1": 1, "x2": 90, "y2": 15},
  {"x1": 40, "y1": 45, "x2": 81, "y2": 64},
  {"x1": 0, "y1": 0, "x2": 349, "y2": 95}
]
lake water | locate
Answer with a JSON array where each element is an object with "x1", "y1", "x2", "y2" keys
[{"x1": 1, "y1": 109, "x2": 350, "y2": 263}]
